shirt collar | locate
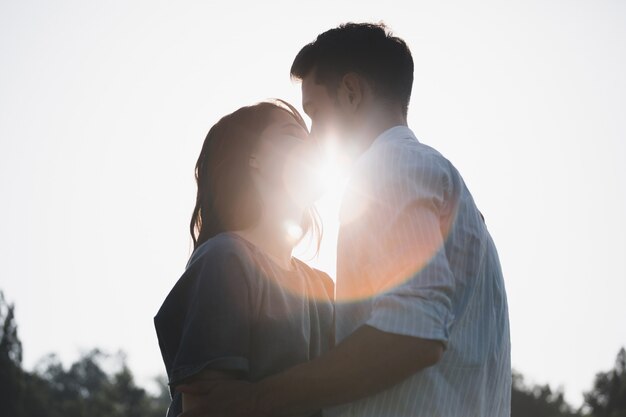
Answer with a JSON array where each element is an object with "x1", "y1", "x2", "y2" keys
[
  {"x1": 371, "y1": 125, "x2": 418, "y2": 148},
  {"x1": 348, "y1": 125, "x2": 418, "y2": 175}
]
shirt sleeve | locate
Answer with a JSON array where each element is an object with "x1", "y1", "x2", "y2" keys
[
  {"x1": 168, "y1": 247, "x2": 252, "y2": 386},
  {"x1": 364, "y1": 147, "x2": 456, "y2": 348}
]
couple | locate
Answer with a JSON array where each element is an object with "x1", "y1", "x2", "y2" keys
[{"x1": 154, "y1": 22, "x2": 511, "y2": 417}]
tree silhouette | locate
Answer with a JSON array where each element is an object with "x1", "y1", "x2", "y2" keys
[
  {"x1": 511, "y1": 370, "x2": 581, "y2": 417},
  {"x1": 27, "y1": 349, "x2": 170, "y2": 417},
  {"x1": 583, "y1": 348, "x2": 626, "y2": 417},
  {"x1": 0, "y1": 290, "x2": 24, "y2": 416},
  {"x1": 0, "y1": 290, "x2": 170, "y2": 417}
]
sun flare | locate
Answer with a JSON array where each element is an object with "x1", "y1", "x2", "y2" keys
[
  {"x1": 313, "y1": 138, "x2": 351, "y2": 211},
  {"x1": 291, "y1": 138, "x2": 351, "y2": 269}
]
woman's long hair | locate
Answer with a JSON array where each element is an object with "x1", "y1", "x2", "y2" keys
[{"x1": 189, "y1": 99, "x2": 322, "y2": 253}]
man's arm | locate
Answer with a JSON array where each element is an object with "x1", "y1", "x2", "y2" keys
[
  {"x1": 177, "y1": 326, "x2": 443, "y2": 417},
  {"x1": 254, "y1": 324, "x2": 443, "y2": 417}
]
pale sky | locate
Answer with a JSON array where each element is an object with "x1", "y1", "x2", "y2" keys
[{"x1": 1, "y1": 0, "x2": 625, "y2": 407}]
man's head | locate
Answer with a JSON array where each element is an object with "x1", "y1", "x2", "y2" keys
[{"x1": 291, "y1": 22, "x2": 414, "y2": 152}]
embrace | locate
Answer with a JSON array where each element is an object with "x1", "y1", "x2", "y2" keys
[{"x1": 154, "y1": 22, "x2": 511, "y2": 417}]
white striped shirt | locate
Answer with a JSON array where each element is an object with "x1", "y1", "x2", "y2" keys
[{"x1": 326, "y1": 126, "x2": 511, "y2": 417}]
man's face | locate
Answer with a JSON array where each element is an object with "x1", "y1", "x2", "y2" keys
[{"x1": 301, "y1": 72, "x2": 353, "y2": 153}]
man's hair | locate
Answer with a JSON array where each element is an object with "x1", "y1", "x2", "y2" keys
[{"x1": 291, "y1": 22, "x2": 414, "y2": 116}]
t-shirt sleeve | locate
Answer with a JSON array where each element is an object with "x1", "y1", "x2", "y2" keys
[{"x1": 168, "y1": 248, "x2": 252, "y2": 386}]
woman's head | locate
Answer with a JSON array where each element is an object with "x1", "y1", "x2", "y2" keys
[{"x1": 190, "y1": 99, "x2": 323, "y2": 250}]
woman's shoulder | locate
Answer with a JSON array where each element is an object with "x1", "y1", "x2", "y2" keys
[
  {"x1": 185, "y1": 232, "x2": 253, "y2": 271},
  {"x1": 293, "y1": 259, "x2": 335, "y2": 300},
  {"x1": 292, "y1": 258, "x2": 331, "y2": 280},
  {"x1": 158, "y1": 233, "x2": 256, "y2": 310},
  {"x1": 313, "y1": 268, "x2": 335, "y2": 290}
]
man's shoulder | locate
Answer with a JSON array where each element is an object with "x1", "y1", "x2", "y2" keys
[
  {"x1": 381, "y1": 132, "x2": 445, "y2": 162},
  {"x1": 364, "y1": 135, "x2": 453, "y2": 185}
]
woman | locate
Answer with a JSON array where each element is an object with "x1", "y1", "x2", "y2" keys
[{"x1": 153, "y1": 100, "x2": 334, "y2": 417}]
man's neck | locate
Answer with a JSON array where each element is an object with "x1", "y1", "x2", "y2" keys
[{"x1": 356, "y1": 108, "x2": 408, "y2": 154}]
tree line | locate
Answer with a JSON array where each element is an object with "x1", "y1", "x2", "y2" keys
[{"x1": 1, "y1": 290, "x2": 624, "y2": 417}]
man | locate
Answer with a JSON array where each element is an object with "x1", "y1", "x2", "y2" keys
[{"x1": 178, "y1": 22, "x2": 511, "y2": 417}]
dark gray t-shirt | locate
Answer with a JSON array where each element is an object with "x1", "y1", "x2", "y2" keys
[{"x1": 154, "y1": 232, "x2": 335, "y2": 416}]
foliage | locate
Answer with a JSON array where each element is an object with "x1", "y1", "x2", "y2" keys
[
  {"x1": 2, "y1": 289, "x2": 626, "y2": 417},
  {"x1": 583, "y1": 348, "x2": 626, "y2": 417},
  {"x1": 0, "y1": 290, "x2": 170, "y2": 417},
  {"x1": 511, "y1": 370, "x2": 581, "y2": 417}
]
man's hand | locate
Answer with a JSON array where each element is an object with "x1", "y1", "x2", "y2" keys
[{"x1": 176, "y1": 379, "x2": 265, "y2": 417}]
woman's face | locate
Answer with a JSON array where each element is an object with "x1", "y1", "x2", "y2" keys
[{"x1": 249, "y1": 109, "x2": 323, "y2": 208}]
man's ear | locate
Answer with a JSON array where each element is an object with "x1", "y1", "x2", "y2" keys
[{"x1": 338, "y1": 72, "x2": 365, "y2": 112}]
